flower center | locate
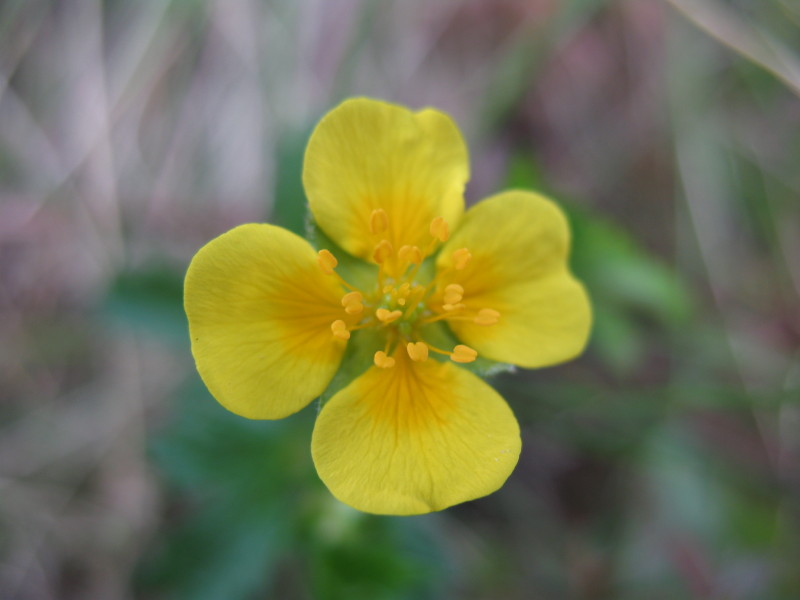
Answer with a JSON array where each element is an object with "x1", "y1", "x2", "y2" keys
[{"x1": 318, "y1": 213, "x2": 500, "y2": 368}]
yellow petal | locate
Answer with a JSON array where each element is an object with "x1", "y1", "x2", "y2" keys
[
  {"x1": 185, "y1": 224, "x2": 346, "y2": 419},
  {"x1": 438, "y1": 191, "x2": 591, "y2": 368},
  {"x1": 303, "y1": 98, "x2": 468, "y2": 261},
  {"x1": 311, "y1": 353, "x2": 520, "y2": 515}
]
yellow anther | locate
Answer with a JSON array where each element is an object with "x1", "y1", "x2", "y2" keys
[
  {"x1": 373, "y1": 239, "x2": 393, "y2": 264},
  {"x1": 330, "y1": 320, "x2": 350, "y2": 341},
  {"x1": 406, "y1": 342, "x2": 429, "y2": 362},
  {"x1": 341, "y1": 291, "x2": 362, "y2": 306},
  {"x1": 317, "y1": 249, "x2": 338, "y2": 275},
  {"x1": 398, "y1": 245, "x2": 423, "y2": 265},
  {"x1": 397, "y1": 282, "x2": 411, "y2": 297},
  {"x1": 474, "y1": 308, "x2": 500, "y2": 325},
  {"x1": 429, "y1": 216, "x2": 450, "y2": 242},
  {"x1": 369, "y1": 208, "x2": 389, "y2": 234},
  {"x1": 374, "y1": 350, "x2": 395, "y2": 369},
  {"x1": 376, "y1": 308, "x2": 403, "y2": 323},
  {"x1": 443, "y1": 303, "x2": 465, "y2": 312},
  {"x1": 452, "y1": 248, "x2": 472, "y2": 270},
  {"x1": 383, "y1": 285, "x2": 393, "y2": 294},
  {"x1": 340, "y1": 291, "x2": 364, "y2": 315},
  {"x1": 443, "y1": 283, "x2": 464, "y2": 305},
  {"x1": 344, "y1": 303, "x2": 363, "y2": 315},
  {"x1": 451, "y1": 344, "x2": 478, "y2": 363}
]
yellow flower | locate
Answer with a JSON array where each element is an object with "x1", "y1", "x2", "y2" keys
[{"x1": 184, "y1": 98, "x2": 591, "y2": 515}]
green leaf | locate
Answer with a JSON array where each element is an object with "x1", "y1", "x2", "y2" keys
[
  {"x1": 140, "y1": 379, "x2": 452, "y2": 598},
  {"x1": 568, "y1": 203, "x2": 694, "y2": 375},
  {"x1": 103, "y1": 263, "x2": 186, "y2": 344},
  {"x1": 138, "y1": 507, "x2": 288, "y2": 600},
  {"x1": 498, "y1": 379, "x2": 669, "y2": 457},
  {"x1": 568, "y1": 205, "x2": 693, "y2": 326},
  {"x1": 307, "y1": 513, "x2": 449, "y2": 600},
  {"x1": 138, "y1": 381, "x2": 320, "y2": 598},
  {"x1": 272, "y1": 127, "x2": 313, "y2": 235},
  {"x1": 589, "y1": 303, "x2": 647, "y2": 374}
]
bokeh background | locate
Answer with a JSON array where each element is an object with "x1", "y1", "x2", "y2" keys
[{"x1": 2, "y1": 0, "x2": 800, "y2": 598}]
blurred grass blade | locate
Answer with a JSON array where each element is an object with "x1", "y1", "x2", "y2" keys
[{"x1": 665, "y1": 0, "x2": 800, "y2": 98}]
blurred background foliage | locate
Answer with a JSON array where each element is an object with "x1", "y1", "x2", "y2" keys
[{"x1": 1, "y1": 0, "x2": 799, "y2": 598}]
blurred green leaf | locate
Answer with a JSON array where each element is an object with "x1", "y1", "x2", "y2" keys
[
  {"x1": 499, "y1": 379, "x2": 670, "y2": 457},
  {"x1": 141, "y1": 380, "x2": 451, "y2": 599},
  {"x1": 138, "y1": 381, "x2": 318, "y2": 599},
  {"x1": 568, "y1": 206, "x2": 693, "y2": 325},
  {"x1": 273, "y1": 127, "x2": 314, "y2": 236},
  {"x1": 646, "y1": 425, "x2": 726, "y2": 538},
  {"x1": 139, "y1": 507, "x2": 288, "y2": 600},
  {"x1": 103, "y1": 263, "x2": 187, "y2": 344},
  {"x1": 589, "y1": 304, "x2": 647, "y2": 374},
  {"x1": 308, "y1": 514, "x2": 449, "y2": 600}
]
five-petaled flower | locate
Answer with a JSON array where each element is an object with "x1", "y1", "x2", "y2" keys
[{"x1": 184, "y1": 98, "x2": 591, "y2": 515}]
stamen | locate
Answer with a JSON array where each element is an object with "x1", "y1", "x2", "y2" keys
[
  {"x1": 317, "y1": 249, "x2": 338, "y2": 275},
  {"x1": 443, "y1": 283, "x2": 464, "y2": 305},
  {"x1": 451, "y1": 344, "x2": 478, "y2": 363},
  {"x1": 341, "y1": 291, "x2": 362, "y2": 305},
  {"x1": 330, "y1": 320, "x2": 350, "y2": 341},
  {"x1": 429, "y1": 216, "x2": 450, "y2": 242},
  {"x1": 369, "y1": 208, "x2": 389, "y2": 234},
  {"x1": 418, "y1": 306, "x2": 477, "y2": 325},
  {"x1": 474, "y1": 308, "x2": 500, "y2": 325},
  {"x1": 373, "y1": 239, "x2": 393, "y2": 264},
  {"x1": 398, "y1": 245, "x2": 423, "y2": 265},
  {"x1": 376, "y1": 308, "x2": 402, "y2": 324},
  {"x1": 452, "y1": 248, "x2": 472, "y2": 270},
  {"x1": 341, "y1": 291, "x2": 364, "y2": 315},
  {"x1": 406, "y1": 341, "x2": 429, "y2": 362},
  {"x1": 418, "y1": 313, "x2": 451, "y2": 325},
  {"x1": 425, "y1": 343, "x2": 453, "y2": 356},
  {"x1": 443, "y1": 303, "x2": 466, "y2": 312},
  {"x1": 374, "y1": 350, "x2": 395, "y2": 369}
]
